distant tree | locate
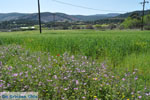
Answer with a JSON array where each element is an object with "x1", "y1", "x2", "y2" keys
[
  {"x1": 120, "y1": 17, "x2": 141, "y2": 29},
  {"x1": 144, "y1": 15, "x2": 150, "y2": 30},
  {"x1": 130, "y1": 13, "x2": 141, "y2": 20},
  {"x1": 95, "y1": 24, "x2": 102, "y2": 29},
  {"x1": 86, "y1": 24, "x2": 94, "y2": 29},
  {"x1": 72, "y1": 25, "x2": 80, "y2": 29},
  {"x1": 108, "y1": 24, "x2": 116, "y2": 30}
]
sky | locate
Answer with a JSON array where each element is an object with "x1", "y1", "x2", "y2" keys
[{"x1": 0, "y1": 0, "x2": 149, "y2": 15}]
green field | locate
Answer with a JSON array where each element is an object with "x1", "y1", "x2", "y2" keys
[
  {"x1": 0, "y1": 30, "x2": 150, "y2": 70},
  {"x1": 0, "y1": 30, "x2": 150, "y2": 99}
]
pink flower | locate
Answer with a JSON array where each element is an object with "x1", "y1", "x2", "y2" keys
[
  {"x1": 13, "y1": 73, "x2": 18, "y2": 77},
  {"x1": 0, "y1": 83, "x2": 3, "y2": 87},
  {"x1": 138, "y1": 96, "x2": 142, "y2": 99},
  {"x1": 54, "y1": 75, "x2": 57, "y2": 79},
  {"x1": 74, "y1": 88, "x2": 78, "y2": 90},
  {"x1": 122, "y1": 78, "x2": 125, "y2": 81},
  {"x1": 76, "y1": 80, "x2": 79, "y2": 85},
  {"x1": 82, "y1": 96, "x2": 85, "y2": 99}
]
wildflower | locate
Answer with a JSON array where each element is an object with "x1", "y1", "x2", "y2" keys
[
  {"x1": 47, "y1": 80, "x2": 52, "y2": 82},
  {"x1": 122, "y1": 78, "x2": 125, "y2": 81},
  {"x1": 0, "y1": 61, "x2": 2, "y2": 66},
  {"x1": 71, "y1": 55, "x2": 74, "y2": 59},
  {"x1": 7, "y1": 83, "x2": 10, "y2": 87},
  {"x1": 8, "y1": 66, "x2": 12, "y2": 71},
  {"x1": 137, "y1": 91, "x2": 140, "y2": 93},
  {"x1": 104, "y1": 74, "x2": 108, "y2": 77},
  {"x1": 13, "y1": 73, "x2": 18, "y2": 77},
  {"x1": 93, "y1": 78, "x2": 98, "y2": 80},
  {"x1": 20, "y1": 79, "x2": 24, "y2": 82},
  {"x1": 0, "y1": 83, "x2": 3, "y2": 87},
  {"x1": 145, "y1": 93, "x2": 148, "y2": 96},
  {"x1": 81, "y1": 70, "x2": 86, "y2": 72},
  {"x1": 131, "y1": 92, "x2": 134, "y2": 95},
  {"x1": 19, "y1": 72, "x2": 23, "y2": 76},
  {"x1": 135, "y1": 76, "x2": 138, "y2": 80},
  {"x1": 127, "y1": 99, "x2": 130, "y2": 100},
  {"x1": 57, "y1": 54, "x2": 60, "y2": 57},
  {"x1": 138, "y1": 96, "x2": 142, "y2": 99},
  {"x1": 82, "y1": 96, "x2": 85, "y2": 99},
  {"x1": 94, "y1": 96, "x2": 97, "y2": 98},
  {"x1": 76, "y1": 80, "x2": 79, "y2": 85},
  {"x1": 53, "y1": 75, "x2": 57, "y2": 79},
  {"x1": 122, "y1": 95, "x2": 125, "y2": 98},
  {"x1": 29, "y1": 65, "x2": 32, "y2": 68},
  {"x1": 74, "y1": 88, "x2": 78, "y2": 90},
  {"x1": 64, "y1": 88, "x2": 68, "y2": 91}
]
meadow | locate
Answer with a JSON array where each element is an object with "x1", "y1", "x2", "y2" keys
[{"x1": 0, "y1": 30, "x2": 150, "y2": 99}]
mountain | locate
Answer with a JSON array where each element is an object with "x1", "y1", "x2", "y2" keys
[
  {"x1": 0, "y1": 12, "x2": 120, "y2": 22},
  {"x1": 116, "y1": 10, "x2": 150, "y2": 18},
  {"x1": 0, "y1": 13, "x2": 27, "y2": 21},
  {"x1": 0, "y1": 10, "x2": 149, "y2": 22},
  {"x1": 72, "y1": 13, "x2": 120, "y2": 21}
]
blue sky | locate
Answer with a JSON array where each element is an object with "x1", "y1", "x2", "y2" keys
[{"x1": 0, "y1": 0, "x2": 149, "y2": 15}]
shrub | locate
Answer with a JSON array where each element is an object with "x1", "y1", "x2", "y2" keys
[{"x1": 86, "y1": 24, "x2": 94, "y2": 29}]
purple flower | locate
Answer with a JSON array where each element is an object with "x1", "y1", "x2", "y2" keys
[
  {"x1": 20, "y1": 72, "x2": 23, "y2": 76},
  {"x1": 0, "y1": 61, "x2": 2, "y2": 66},
  {"x1": 74, "y1": 88, "x2": 78, "y2": 90},
  {"x1": 122, "y1": 78, "x2": 125, "y2": 81},
  {"x1": 138, "y1": 96, "x2": 142, "y2": 99},
  {"x1": 8, "y1": 66, "x2": 12, "y2": 71},
  {"x1": 82, "y1": 96, "x2": 85, "y2": 99},
  {"x1": 135, "y1": 76, "x2": 138, "y2": 80},
  {"x1": 13, "y1": 73, "x2": 18, "y2": 77},
  {"x1": 104, "y1": 74, "x2": 108, "y2": 77},
  {"x1": 0, "y1": 83, "x2": 3, "y2": 87},
  {"x1": 71, "y1": 55, "x2": 74, "y2": 59},
  {"x1": 81, "y1": 70, "x2": 85, "y2": 73},
  {"x1": 29, "y1": 65, "x2": 32, "y2": 68},
  {"x1": 64, "y1": 88, "x2": 68, "y2": 91},
  {"x1": 145, "y1": 93, "x2": 149, "y2": 96},
  {"x1": 54, "y1": 75, "x2": 58, "y2": 79},
  {"x1": 76, "y1": 80, "x2": 79, "y2": 85},
  {"x1": 133, "y1": 72, "x2": 136, "y2": 74},
  {"x1": 47, "y1": 80, "x2": 52, "y2": 82}
]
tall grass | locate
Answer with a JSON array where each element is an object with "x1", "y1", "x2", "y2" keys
[{"x1": 0, "y1": 30, "x2": 150, "y2": 72}]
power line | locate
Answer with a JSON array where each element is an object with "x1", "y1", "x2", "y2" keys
[{"x1": 51, "y1": 0, "x2": 128, "y2": 13}]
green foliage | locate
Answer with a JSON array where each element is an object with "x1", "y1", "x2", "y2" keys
[
  {"x1": 85, "y1": 24, "x2": 94, "y2": 29},
  {"x1": 144, "y1": 15, "x2": 150, "y2": 30},
  {"x1": 95, "y1": 24, "x2": 102, "y2": 29},
  {"x1": 0, "y1": 45, "x2": 150, "y2": 99},
  {"x1": 121, "y1": 17, "x2": 141, "y2": 29}
]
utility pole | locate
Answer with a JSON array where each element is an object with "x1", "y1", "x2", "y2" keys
[
  {"x1": 38, "y1": 0, "x2": 42, "y2": 33},
  {"x1": 140, "y1": 0, "x2": 149, "y2": 30}
]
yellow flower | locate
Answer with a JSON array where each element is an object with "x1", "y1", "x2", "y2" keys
[
  {"x1": 20, "y1": 79, "x2": 23, "y2": 82},
  {"x1": 122, "y1": 95, "x2": 125, "y2": 98},
  {"x1": 93, "y1": 78, "x2": 98, "y2": 80},
  {"x1": 94, "y1": 96, "x2": 97, "y2": 98},
  {"x1": 127, "y1": 99, "x2": 130, "y2": 100}
]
